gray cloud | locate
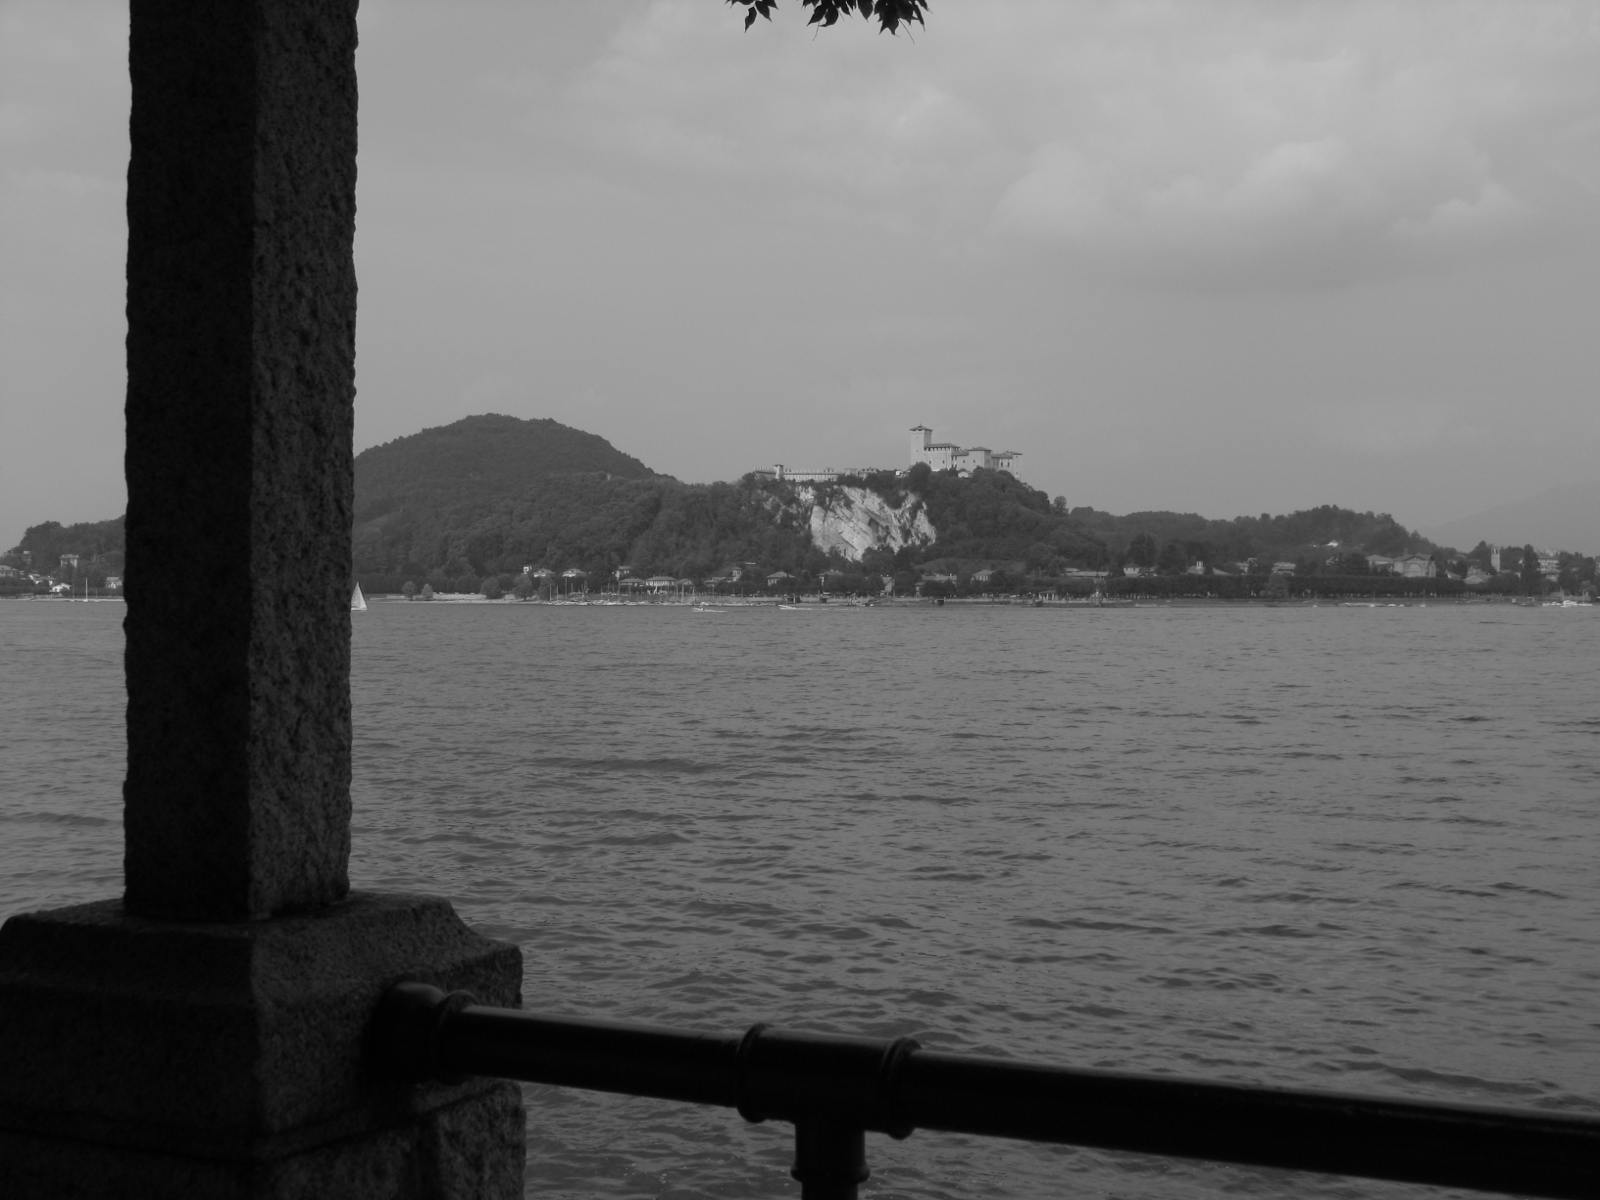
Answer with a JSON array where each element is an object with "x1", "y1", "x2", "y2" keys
[{"x1": 5, "y1": 0, "x2": 1599, "y2": 540}]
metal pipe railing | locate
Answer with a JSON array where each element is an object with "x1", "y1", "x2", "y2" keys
[{"x1": 373, "y1": 982, "x2": 1600, "y2": 1200}]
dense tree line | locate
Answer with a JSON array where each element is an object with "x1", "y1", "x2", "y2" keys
[
  {"x1": 354, "y1": 473, "x2": 826, "y2": 595},
  {"x1": 1, "y1": 517, "x2": 125, "y2": 594},
  {"x1": 1067, "y1": 503, "x2": 1424, "y2": 576},
  {"x1": 11, "y1": 416, "x2": 1592, "y2": 603},
  {"x1": 902, "y1": 464, "x2": 1105, "y2": 572},
  {"x1": 9, "y1": 517, "x2": 125, "y2": 568},
  {"x1": 353, "y1": 450, "x2": 1590, "y2": 599},
  {"x1": 1097, "y1": 574, "x2": 1470, "y2": 601},
  {"x1": 347, "y1": 416, "x2": 1595, "y2": 595}
]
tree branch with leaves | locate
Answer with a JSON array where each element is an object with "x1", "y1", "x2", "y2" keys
[{"x1": 728, "y1": 0, "x2": 928, "y2": 34}]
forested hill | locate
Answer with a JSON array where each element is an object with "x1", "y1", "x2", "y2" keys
[
  {"x1": 1067, "y1": 504, "x2": 1426, "y2": 569},
  {"x1": 7, "y1": 413, "x2": 1469, "y2": 597},
  {"x1": 354, "y1": 414, "x2": 657, "y2": 518},
  {"x1": 344, "y1": 410, "x2": 1448, "y2": 594},
  {"x1": 7, "y1": 515, "x2": 124, "y2": 564},
  {"x1": 350, "y1": 414, "x2": 817, "y2": 589},
  {"x1": 3, "y1": 516, "x2": 125, "y2": 590}
]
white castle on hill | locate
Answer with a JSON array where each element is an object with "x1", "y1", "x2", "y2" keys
[
  {"x1": 762, "y1": 425, "x2": 1022, "y2": 485},
  {"x1": 908, "y1": 425, "x2": 1020, "y2": 476}
]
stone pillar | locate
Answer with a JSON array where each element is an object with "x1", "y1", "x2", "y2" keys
[
  {"x1": 0, "y1": 3, "x2": 525, "y2": 1195},
  {"x1": 122, "y1": 0, "x2": 358, "y2": 924}
]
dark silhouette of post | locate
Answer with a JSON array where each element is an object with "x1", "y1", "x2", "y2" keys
[
  {"x1": 0, "y1": 4, "x2": 525, "y2": 1194},
  {"x1": 121, "y1": 0, "x2": 358, "y2": 923}
]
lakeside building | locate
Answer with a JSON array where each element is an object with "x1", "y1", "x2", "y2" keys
[
  {"x1": 1366, "y1": 553, "x2": 1438, "y2": 578},
  {"x1": 1395, "y1": 553, "x2": 1438, "y2": 578},
  {"x1": 1487, "y1": 546, "x2": 1563, "y2": 579}
]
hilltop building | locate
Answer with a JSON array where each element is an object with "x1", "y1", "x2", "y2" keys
[
  {"x1": 909, "y1": 425, "x2": 1020, "y2": 477},
  {"x1": 768, "y1": 464, "x2": 880, "y2": 484},
  {"x1": 752, "y1": 424, "x2": 1024, "y2": 484}
]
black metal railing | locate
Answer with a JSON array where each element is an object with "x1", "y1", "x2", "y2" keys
[{"x1": 374, "y1": 982, "x2": 1599, "y2": 1200}]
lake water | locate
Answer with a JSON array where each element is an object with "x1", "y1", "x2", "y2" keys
[{"x1": 2, "y1": 597, "x2": 1597, "y2": 1198}]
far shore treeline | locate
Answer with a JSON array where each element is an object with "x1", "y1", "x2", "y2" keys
[{"x1": 4, "y1": 415, "x2": 1596, "y2": 600}]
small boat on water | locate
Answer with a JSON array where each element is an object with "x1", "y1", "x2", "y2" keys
[{"x1": 351, "y1": 583, "x2": 368, "y2": 612}]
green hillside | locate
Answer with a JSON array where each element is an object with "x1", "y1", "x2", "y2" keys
[
  {"x1": 353, "y1": 471, "x2": 823, "y2": 591},
  {"x1": 351, "y1": 415, "x2": 826, "y2": 588},
  {"x1": 16, "y1": 413, "x2": 1580, "y2": 600},
  {"x1": 341, "y1": 415, "x2": 1462, "y2": 594},
  {"x1": 1068, "y1": 503, "x2": 1425, "y2": 571},
  {"x1": 355, "y1": 413, "x2": 656, "y2": 520},
  {"x1": 1, "y1": 516, "x2": 124, "y2": 594}
]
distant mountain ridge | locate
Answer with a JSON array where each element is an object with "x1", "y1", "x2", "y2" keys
[
  {"x1": 15, "y1": 415, "x2": 1588, "y2": 597},
  {"x1": 1423, "y1": 482, "x2": 1600, "y2": 556},
  {"x1": 342, "y1": 414, "x2": 1462, "y2": 595}
]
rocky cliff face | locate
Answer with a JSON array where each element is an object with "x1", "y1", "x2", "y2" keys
[{"x1": 798, "y1": 484, "x2": 936, "y2": 562}]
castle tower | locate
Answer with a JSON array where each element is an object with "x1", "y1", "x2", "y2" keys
[{"x1": 909, "y1": 424, "x2": 932, "y2": 466}]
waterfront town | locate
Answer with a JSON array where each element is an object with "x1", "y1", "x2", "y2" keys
[{"x1": 3, "y1": 423, "x2": 1595, "y2": 603}]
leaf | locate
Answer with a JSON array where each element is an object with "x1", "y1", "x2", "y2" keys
[{"x1": 737, "y1": 0, "x2": 926, "y2": 34}]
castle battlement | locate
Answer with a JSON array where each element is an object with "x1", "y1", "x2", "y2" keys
[{"x1": 909, "y1": 425, "x2": 1020, "y2": 477}]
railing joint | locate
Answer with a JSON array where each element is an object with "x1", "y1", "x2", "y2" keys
[
  {"x1": 877, "y1": 1035, "x2": 921, "y2": 1140},
  {"x1": 371, "y1": 981, "x2": 475, "y2": 1084},
  {"x1": 734, "y1": 1021, "x2": 772, "y2": 1126}
]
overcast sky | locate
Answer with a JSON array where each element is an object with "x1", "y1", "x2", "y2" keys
[{"x1": 4, "y1": 1, "x2": 1598, "y2": 546}]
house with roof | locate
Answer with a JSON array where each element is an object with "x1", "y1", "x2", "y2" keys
[{"x1": 1394, "y1": 554, "x2": 1436, "y2": 578}]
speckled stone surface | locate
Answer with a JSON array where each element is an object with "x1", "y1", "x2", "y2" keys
[
  {"x1": 123, "y1": 0, "x2": 360, "y2": 921},
  {"x1": 0, "y1": 893, "x2": 526, "y2": 1198},
  {"x1": 0, "y1": 1086, "x2": 525, "y2": 1200}
]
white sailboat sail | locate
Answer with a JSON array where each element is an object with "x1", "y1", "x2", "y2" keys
[{"x1": 351, "y1": 583, "x2": 367, "y2": 612}]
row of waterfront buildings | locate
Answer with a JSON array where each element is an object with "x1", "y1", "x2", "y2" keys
[
  {"x1": 756, "y1": 424, "x2": 1022, "y2": 485},
  {"x1": 0, "y1": 556, "x2": 122, "y2": 594}
]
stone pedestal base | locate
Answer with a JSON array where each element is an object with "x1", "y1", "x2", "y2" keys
[{"x1": 0, "y1": 892, "x2": 525, "y2": 1199}]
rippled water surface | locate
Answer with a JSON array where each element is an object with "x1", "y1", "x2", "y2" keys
[{"x1": 3, "y1": 598, "x2": 1597, "y2": 1198}]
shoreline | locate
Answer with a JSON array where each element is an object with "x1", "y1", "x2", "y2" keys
[{"x1": 361, "y1": 592, "x2": 1575, "y2": 609}]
